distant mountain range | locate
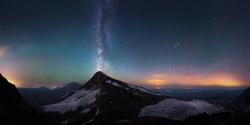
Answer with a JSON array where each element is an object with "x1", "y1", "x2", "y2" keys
[
  {"x1": 1, "y1": 71, "x2": 250, "y2": 125},
  {"x1": 158, "y1": 88, "x2": 245, "y2": 107},
  {"x1": 19, "y1": 82, "x2": 82, "y2": 107}
]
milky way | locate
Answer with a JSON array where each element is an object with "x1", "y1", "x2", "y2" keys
[
  {"x1": 96, "y1": 0, "x2": 111, "y2": 71},
  {"x1": 1, "y1": 0, "x2": 250, "y2": 88}
]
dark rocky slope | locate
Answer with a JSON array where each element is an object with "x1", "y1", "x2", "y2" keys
[
  {"x1": 232, "y1": 87, "x2": 250, "y2": 112},
  {"x1": 0, "y1": 74, "x2": 57, "y2": 125}
]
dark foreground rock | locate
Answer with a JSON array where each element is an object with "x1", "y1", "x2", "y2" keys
[{"x1": 0, "y1": 74, "x2": 58, "y2": 125}]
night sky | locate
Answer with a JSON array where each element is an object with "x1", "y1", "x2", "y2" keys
[{"x1": 0, "y1": 0, "x2": 250, "y2": 88}]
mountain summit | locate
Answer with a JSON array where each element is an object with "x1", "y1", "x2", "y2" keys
[
  {"x1": 83, "y1": 71, "x2": 112, "y2": 89},
  {"x1": 92, "y1": 71, "x2": 109, "y2": 79}
]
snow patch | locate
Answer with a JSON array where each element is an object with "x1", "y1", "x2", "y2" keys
[
  {"x1": 83, "y1": 119, "x2": 94, "y2": 125},
  {"x1": 105, "y1": 80, "x2": 112, "y2": 84},
  {"x1": 43, "y1": 89, "x2": 100, "y2": 114},
  {"x1": 82, "y1": 108, "x2": 91, "y2": 114},
  {"x1": 61, "y1": 120, "x2": 68, "y2": 125},
  {"x1": 128, "y1": 84, "x2": 161, "y2": 96},
  {"x1": 139, "y1": 98, "x2": 224, "y2": 120},
  {"x1": 95, "y1": 108, "x2": 99, "y2": 116},
  {"x1": 105, "y1": 80, "x2": 122, "y2": 87}
]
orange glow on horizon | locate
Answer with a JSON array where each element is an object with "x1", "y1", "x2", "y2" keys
[
  {"x1": 196, "y1": 73, "x2": 241, "y2": 87},
  {"x1": 146, "y1": 79, "x2": 167, "y2": 86},
  {"x1": 144, "y1": 72, "x2": 242, "y2": 88},
  {"x1": 7, "y1": 78, "x2": 21, "y2": 87}
]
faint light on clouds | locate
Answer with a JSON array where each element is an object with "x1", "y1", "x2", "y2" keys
[{"x1": 0, "y1": 46, "x2": 7, "y2": 58}]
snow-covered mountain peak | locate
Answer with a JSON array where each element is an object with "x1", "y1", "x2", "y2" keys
[
  {"x1": 43, "y1": 71, "x2": 164, "y2": 117},
  {"x1": 42, "y1": 72, "x2": 225, "y2": 124},
  {"x1": 83, "y1": 71, "x2": 113, "y2": 89},
  {"x1": 82, "y1": 71, "x2": 162, "y2": 96}
]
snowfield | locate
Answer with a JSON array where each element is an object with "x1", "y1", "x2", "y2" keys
[
  {"x1": 128, "y1": 84, "x2": 162, "y2": 96},
  {"x1": 43, "y1": 89, "x2": 100, "y2": 114},
  {"x1": 105, "y1": 80, "x2": 161, "y2": 96},
  {"x1": 105, "y1": 80, "x2": 122, "y2": 87},
  {"x1": 139, "y1": 98, "x2": 224, "y2": 120}
]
